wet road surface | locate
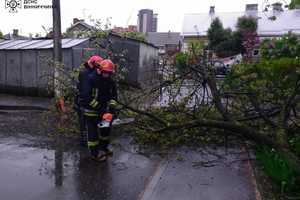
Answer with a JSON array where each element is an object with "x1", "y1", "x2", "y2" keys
[
  {"x1": 0, "y1": 110, "x2": 259, "y2": 200},
  {"x1": 0, "y1": 136, "x2": 160, "y2": 200}
]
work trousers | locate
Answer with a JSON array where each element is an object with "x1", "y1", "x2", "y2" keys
[
  {"x1": 76, "y1": 108, "x2": 87, "y2": 146},
  {"x1": 85, "y1": 115, "x2": 111, "y2": 157}
]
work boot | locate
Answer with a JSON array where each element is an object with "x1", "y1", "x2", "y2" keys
[
  {"x1": 104, "y1": 147, "x2": 113, "y2": 157},
  {"x1": 90, "y1": 149, "x2": 107, "y2": 162},
  {"x1": 90, "y1": 154, "x2": 107, "y2": 163}
]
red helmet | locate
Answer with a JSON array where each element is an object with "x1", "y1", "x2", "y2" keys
[
  {"x1": 100, "y1": 59, "x2": 115, "y2": 73},
  {"x1": 88, "y1": 55, "x2": 103, "y2": 68},
  {"x1": 102, "y1": 113, "x2": 113, "y2": 122}
]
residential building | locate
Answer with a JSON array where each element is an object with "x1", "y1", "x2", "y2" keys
[
  {"x1": 65, "y1": 18, "x2": 95, "y2": 37},
  {"x1": 146, "y1": 32, "x2": 182, "y2": 55},
  {"x1": 112, "y1": 25, "x2": 137, "y2": 33},
  {"x1": 3, "y1": 29, "x2": 29, "y2": 40},
  {"x1": 182, "y1": 4, "x2": 300, "y2": 51},
  {"x1": 137, "y1": 9, "x2": 158, "y2": 33}
]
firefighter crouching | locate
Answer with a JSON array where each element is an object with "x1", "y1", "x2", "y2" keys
[{"x1": 81, "y1": 59, "x2": 118, "y2": 162}]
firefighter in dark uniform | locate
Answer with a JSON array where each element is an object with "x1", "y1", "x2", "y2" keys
[
  {"x1": 75, "y1": 55, "x2": 103, "y2": 147},
  {"x1": 81, "y1": 59, "x2": 117, "y2": 162}
]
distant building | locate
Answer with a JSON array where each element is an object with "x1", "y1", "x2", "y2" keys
[
  {"x1": 3, "y1": 29, "x2": 29, "y2": 40},
  {"x1": 137, "y1": 9, "x2": 158, "y2": 33},
  {"x1": 68, "y1": 18, "x2": 94, "y2": 32},
  {"x1": 65, "y1": 18, "x2": 95, "y2": 37},
  {"x1": 112, "y1": 25, "x2": 137, "y2": 33},
  {"x1": 146, "y1": 32, "x2": 182, "y2": 55},
  {"x1": 182, "y1": 4, "x2": 300, "y2": 51}
]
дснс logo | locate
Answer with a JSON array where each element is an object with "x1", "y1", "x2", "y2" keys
[{"x1": 5, "y1": 0, "x2": 22, "y2": 13}]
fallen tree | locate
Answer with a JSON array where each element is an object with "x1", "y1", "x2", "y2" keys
[
  {"x1": 48, "y1": 27, "x2": 300, "y2": 183},
  {"x1": 120, "y1": 36, "x2": 300, "y2": 179}
]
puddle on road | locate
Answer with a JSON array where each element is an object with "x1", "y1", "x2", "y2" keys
[{"x1": 0, "y1": 137, "x2": 159, "y2": 200}]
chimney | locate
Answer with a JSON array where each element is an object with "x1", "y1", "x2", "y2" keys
[
  {"x1": 272, "y1": 2, "x2": 283, "y2": 12},
  {"x1": 13, "y1": 29, "x2": 18, "y2": 36},
  {"x1": 209, "y1": 6, "x2": 215, "y2": 15},
  {"x1": 246, "y1": 4, "x2": 258, "y2": 12},
  {"x1": 73, "y1": 18, "x2": 80, "y2": 24}
]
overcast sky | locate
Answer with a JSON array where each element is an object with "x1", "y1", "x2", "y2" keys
[{"x1": 0, "y1": 0, "x2": 291, "y2": 36}]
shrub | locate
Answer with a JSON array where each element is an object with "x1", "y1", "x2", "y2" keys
[{"x1": 256, "y1": 147, "x2": 297, "y2": 191}]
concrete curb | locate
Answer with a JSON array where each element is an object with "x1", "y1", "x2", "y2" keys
[{"x1": 0, "y1": 105, "x2": 49, "y2": 111}]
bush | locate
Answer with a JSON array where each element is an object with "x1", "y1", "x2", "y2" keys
[
  {"x1": 290, "y1": 135, "x2": 300, "y2": 157},
  {"x1": 256, "y1": 147, "x2": 298, "y2": 191},
  {"x1": 226, "y1": 57, "x2": 300, "y2": 99},
  {"x1": 215, "y1": 37, "x2": 241, "y2": 58},
  {"x1": 207, "y1": 16, "x2": 258, "y2": 58},
  {"x1": 236, "y1": 16, "x2": 258, "y2": 33},
  {"x1": 175, "y1": 52, "x2": 189, "y2": 73},
  {"x1": 260, "y1": 34, "x2": 300, "y2": 59},
  {"x1": 118, "y1": 32, "x2": 146, "y2": 42}
]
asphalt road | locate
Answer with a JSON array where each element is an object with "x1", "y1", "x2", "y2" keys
[{"x1": 0, "y1": 95, "x2": 259, "y2": 200}]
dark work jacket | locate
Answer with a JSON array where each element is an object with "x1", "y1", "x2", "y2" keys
[
  {"x1": 76, "y1": 63, "x2": 94, "y2": 107},
  {"x1": 81, "y1": 71, "x2": 118, "y2": 113},
  {"x1": 74, "y1": 63, "x2": 94, "y2": 112}
]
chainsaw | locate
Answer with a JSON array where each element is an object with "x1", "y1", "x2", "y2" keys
[{"x1": 97, "y1": 112, "x2": 134, "y2": 129}]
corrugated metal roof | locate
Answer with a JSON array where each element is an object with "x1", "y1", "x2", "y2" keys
[
  {"x1": 182, "y1": 9, "x2": 300, "y2": 37},
  {"x1": 0, "y1": 38, "x2": 89, "y2": 50}
]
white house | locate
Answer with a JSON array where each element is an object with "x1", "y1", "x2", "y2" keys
[{"x1": 182, "y1": 4, "x2": 300, "y2": 51}]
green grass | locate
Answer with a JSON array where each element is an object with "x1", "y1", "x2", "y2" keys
[{"x1": 256, "y1": 146, "x2": 298, "y2": 193}]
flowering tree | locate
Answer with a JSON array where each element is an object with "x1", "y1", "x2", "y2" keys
[{"x1": 236, "y1": 16, "x2": 259, "y2": 62}]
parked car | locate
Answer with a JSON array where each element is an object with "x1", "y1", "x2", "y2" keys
[{"x1": 213, "y1": 54, "x2": 242, "y2": 75}]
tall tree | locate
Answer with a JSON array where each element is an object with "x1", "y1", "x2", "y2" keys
[
  {"x1": 207, "y1": 17, "x2": 231, "y2": 51},
  {"x1": 236, "y1": 16, "x2": 258, "y2": 62},
  {"x1": 207, "y1": 17, "x2": 243, "y2": 57}
]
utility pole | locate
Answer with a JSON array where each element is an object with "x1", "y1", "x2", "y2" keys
[{"x1": 52, "y1": 0, "x2": 62, "y2": 97}]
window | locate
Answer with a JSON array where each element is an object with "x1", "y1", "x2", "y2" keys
[{"x1": 253, "y1": 49, "x2": 259, "y2": 56}]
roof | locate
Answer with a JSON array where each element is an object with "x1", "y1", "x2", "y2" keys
[
  {"x1": 3, "y1": 33, "x2": 29, "y2": 40},
  {"x1": 182, "y1": 9, "x2": 300, "y2": 37},
  {"x1": 107, "y1": 32, "x2": 158, "y2": 49},
  {"x1": 67, "y1": 21, "x2": 95, "y2": 32},
  {"x1": 0, "y1": 38, "x2": 89, "y2": 50},
  {"x1": 145, "y1": 32, "x2": 182, "y2": 47}
]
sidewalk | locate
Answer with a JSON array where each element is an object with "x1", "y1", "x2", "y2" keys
[
  {"x1": 0, "y1": 94, "x2": 51, "y2": 110},
  {"x1": 139, "y1": 147, "x2": 259, "y2": 200}
]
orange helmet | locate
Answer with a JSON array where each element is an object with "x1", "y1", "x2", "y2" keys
[
  {"x1": 100, "y1": 59, "x2": 115, "y2": 73},
  {"x1": 88, "y1": 55, "x2": 103, "y2": 68}
]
